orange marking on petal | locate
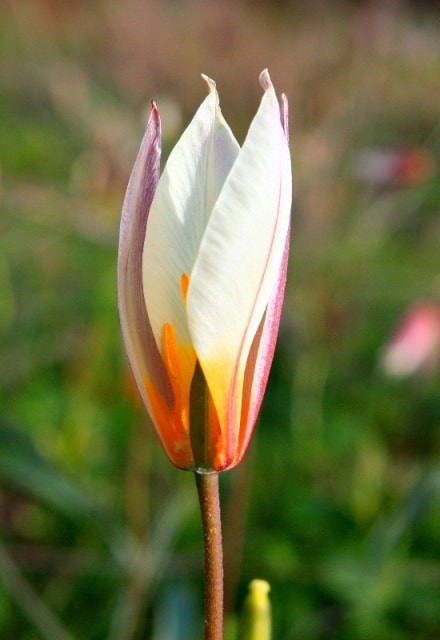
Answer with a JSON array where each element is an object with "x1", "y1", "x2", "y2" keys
[
  {"x1": 237, "y1": 395, "x2": 251, "y2": 459},
  {"x1": 180, "y1": 273, "x2": 190, "y2": 304},
  {"x1": 161, "y1": 323, "x2": 186, "y2": 429},
  {"x1": 146, "y1": 378, "x2": 173, "y2": 439},
  {"x1": 162, "y1": 323, "x2": 181, "y2": 379},
  {"x1": 146, "y1": 377, "x2": 194, "y2": 469},
  {"x1": 161, "y1": 323, "x2": 197, "y2": 435}
]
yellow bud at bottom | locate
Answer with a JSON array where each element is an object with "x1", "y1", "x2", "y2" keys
[{"x1": 239, "y1": 579, "x2": 272, "y2": 640}]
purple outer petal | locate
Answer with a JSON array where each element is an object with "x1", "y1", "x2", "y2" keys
[{"x1": 118, "y1": 104, "x2": 172, "y2": 413}]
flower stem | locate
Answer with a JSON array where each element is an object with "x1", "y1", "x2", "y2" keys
[{"x1": 195, "y1": 472, "x2": 224, "y2": 640}]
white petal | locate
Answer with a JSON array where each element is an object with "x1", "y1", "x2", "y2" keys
[
  {"x1": 143, "y1": 79, "x2": 240, "y2": 360},
  {"x1": 187, "y1": 78, "x2": 292, "y2": 433}
]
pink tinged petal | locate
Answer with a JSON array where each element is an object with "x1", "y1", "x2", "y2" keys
[
  {"x1": 280, "y1": 94, "x2": 289, "y2": 141},
  {"x1": 234, "y1": 72, "x2": 291, "y2": 464},
  {"x1": 231, "y1": 95, "x2": 292, "y2": 469},
  {"x1": 187, "y1": 71, "x2": 292, "y2": 464},
  {"x1": 236, "y1": 79, "x2": 292, "y2": 463},
  {"x1": 143, "y1": 77, "x2": 240, "y2": 367},
  {"x1": 118, "y1": 104, "x2": 172, "y2": 414},
  {"x1": 235, "y1": 224, "x2": 290, "y2": 467}
]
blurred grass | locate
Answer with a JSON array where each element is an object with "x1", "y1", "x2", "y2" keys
[{"x1": 0, "y1": 0, "x2": 440, "y2": 638}]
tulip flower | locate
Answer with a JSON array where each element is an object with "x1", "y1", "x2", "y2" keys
[{"x1": 118, "y1": 70, "x2": 292, "y2": 474}]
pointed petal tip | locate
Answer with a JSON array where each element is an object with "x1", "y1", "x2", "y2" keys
[
  {"x1": 201, "y1": 73, "x2": 216, "y2": 93},
  {"x1": 259, "y1": 69, "x2": 273, "y2": 91},
  {"x1": 259, "y1": 71, "x2": 290, "y2": 138},
  {"x1": 149, "y1": 100, "x2": 161, "y2": 124}
]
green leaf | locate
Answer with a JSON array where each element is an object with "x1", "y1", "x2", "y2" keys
[{"x1": 0, "y1": 419, "x2": 102, "y2": 522}]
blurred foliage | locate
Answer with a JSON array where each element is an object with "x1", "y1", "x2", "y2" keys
[{"x1": 0, "y1": 0, "x2": 440, "y2": 639}]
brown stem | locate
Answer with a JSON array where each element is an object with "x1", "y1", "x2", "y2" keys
[{"x1": 195, "y1": 472, "x2": 224, "y2": 640}]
